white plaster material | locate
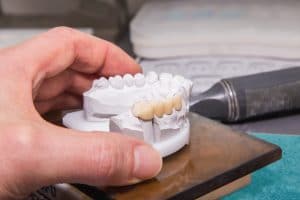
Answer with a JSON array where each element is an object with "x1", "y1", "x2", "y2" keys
[
  {"x1": 63, "y1": 71, "x2": 193, "y2": 157},
  {"x1": 109, "y1": 75, "x2": 124, "y2": 89},
  {"x1": 123, "y1": 73, "x2": 134, "y2": 87},
  {"x1": 134, "y1": 73, "x2": 146, "y2": 87},
  {"x1": 146, "y1": 71, "x2": 158, "y2": 84},
  {"x1": 92, "y1": 77, "x2": 109, "y2": 89}
]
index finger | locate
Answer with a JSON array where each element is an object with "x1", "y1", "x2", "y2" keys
[{"x1": 5, "y1": 27, "x2": 141, "y2": 87}]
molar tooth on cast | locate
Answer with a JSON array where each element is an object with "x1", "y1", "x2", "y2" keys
[
  {"x1": 174, "y1": 75, "x2": 185, "y2": 83},
  {"x1": 123, "y1": 73, "x2": 134, "y2": 87},
  {"x1": 134, "y1": 73, "x2": 146, "y2": 87},
  {"x1": 93, "y1": 77, "x2": 109, "y2": 89},
  {"x1": 109, "y1": 75, "x2": 124, "y2": 89},
  {"x1": 146, "y1": 71, "x2": 159, "y2": 84},
  {"x1": 159, "y1": 72, "x2": 173, "y2": 87},
  {"x1": 159, "y1": 72, "x2": 173, "y2": 81}
]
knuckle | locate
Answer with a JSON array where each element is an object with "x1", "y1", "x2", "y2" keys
[{"x1": 46, "y1": 27, "x2": 76, "y2": 50}]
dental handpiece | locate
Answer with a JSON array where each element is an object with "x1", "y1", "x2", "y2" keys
[{"x1": 190, "y1": 67, "x2": 300, "y2": 122}]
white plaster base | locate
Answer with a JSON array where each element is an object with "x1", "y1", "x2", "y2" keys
[{"x1": 63, "y1": 110, "x2": 190, "y2": 157}]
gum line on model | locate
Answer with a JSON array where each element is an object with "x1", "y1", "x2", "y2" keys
[{"x1": 63, "y1": 71, "x2": 193, "y2": 157}]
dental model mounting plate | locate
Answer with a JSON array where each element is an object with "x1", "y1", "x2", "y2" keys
[{"x1": 63, "y1": 72, "x2": 193, "y2": 157}]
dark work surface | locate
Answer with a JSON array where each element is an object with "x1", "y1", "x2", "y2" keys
[
  {"x1": 44, "y1": 112, "x2": 281, "y2": 199},
  {"x1": 104, "y1": 113, "x2": 281, "y2": 200}
]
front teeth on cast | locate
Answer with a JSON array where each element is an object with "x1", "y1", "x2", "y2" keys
[
  {"x1": 93, "y1": 77, "x2": 109, "y2": 89},
  {"x1": 123, "y1": 74, "x2": 134, "y2": 87},
  {"x1": 134, "y1": 73, "x2": 146, "y2": 87},
  {"x1": 146, "y1": 71, "x2": 158, "y2": 84},
  {"x1": 109, "y1": 75, "x2": 124, "y2": 89}
]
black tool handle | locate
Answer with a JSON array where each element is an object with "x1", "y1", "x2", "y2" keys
[{"x1": 224, "y1": 67, "x2": 300, "y2": 121}]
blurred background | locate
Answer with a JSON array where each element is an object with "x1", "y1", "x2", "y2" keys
[
  {"x1": 2, "y1": 0, "x2": 300, "y2": 132},
  {"x1": 0, "y1": 0, "x2": 145, "y2": 46},
  {"x1": 3, "y1": 1, "x2": 299, "y2": 200}
]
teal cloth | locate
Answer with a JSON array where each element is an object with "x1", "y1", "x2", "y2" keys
[{"x1": 223, "y1": 133, "x2": 300, "y2": 200}]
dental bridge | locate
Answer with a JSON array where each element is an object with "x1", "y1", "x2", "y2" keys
[{"x1": 63, "y1": 72, "x2": 193, "y2": 157}]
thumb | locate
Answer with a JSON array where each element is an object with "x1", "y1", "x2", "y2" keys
[{"x1": 25, "y1": 124, "x2": 162, "y2": 189}]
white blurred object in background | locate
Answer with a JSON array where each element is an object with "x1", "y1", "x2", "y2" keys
[
  {"x1": 1, "y1": 0, "x2": 81, "y2": 15},
  {"x1": 131, "y1": 0, "x2": 300, "y2": 59},
  {"x1": 131, "y1": 0, "x2": 300, "y2": 98}
]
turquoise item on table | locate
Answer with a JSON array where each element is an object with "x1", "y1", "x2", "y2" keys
[{"x1": 223, "y1": 133, "x2": 300, "y2": 200}]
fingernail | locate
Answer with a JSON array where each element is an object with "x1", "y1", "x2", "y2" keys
[
  {"x1": 133, "y1": 145, "x2": 162, "y2": 179},
  {"x1": 127, "y1": 178, "x2": 142, "y2": 185}
]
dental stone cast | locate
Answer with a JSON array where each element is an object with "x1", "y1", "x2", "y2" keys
[
  {"x1": 63, "y1": 71, "x2": 193, "y2": 157},
  {"x1": 146, "y1": 71, "x2": 158, "y2": 84},
  {"x1": 123, "y1": 74, "x2": 134, "y2": 86},
  {"x1": 92, "y1": 77, "x2": 109, "y2": 89},
  {"x1": 134, "y1": 73, "x2": 146, "y2": 87},
  {"x1": 109, "y1": 75, "x2": 124, "y2": 89}
]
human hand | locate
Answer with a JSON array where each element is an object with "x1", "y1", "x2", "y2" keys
[{"x1": 0, "y1": 27, "x2": 162, "y2": 199}]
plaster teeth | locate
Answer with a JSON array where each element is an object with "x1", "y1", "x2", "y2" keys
[
  {"x1": 163, "y1": 97, "x2": 173, "y2": 115},
  {"x1": 146, "y1": 71, "x2": 158, "y2": 84},
  {"x1": 134, "y1": 73, "x2": 146, "y2": 87},
  {"x1": 132, "y1": 101, "x2": 154, "y2": 121},
  {"x1": 159, "y1": 73, "x2": 173, "y2": 87},
  {"x1": 172, "y1": 94, "x2": 182, "y2": 111},
  {"x1": 123, "y1": 74, "x2": 134, "y2": 87},
  {"x1": 174, "y1": 75, "x2": 185, "y2": 83},
  {"x1": 158, "y1": 87, "x2": 169, "y2": 98},
  {"x1": 159, "y1": 72, "x2": 173, "y2": 81},
  {"x1": 109, "y1": 75, "x2": 124, "y2": 89},
  {"x1": 153, "y1": 100, "x2": 165, "y2": 118},
  {"x1": 92, "y1": 77, "x2": 109, "y2": 89}
]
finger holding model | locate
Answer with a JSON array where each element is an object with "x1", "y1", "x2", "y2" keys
[{"x1": 0, "y1": 27, "x2": 162, "y2": 199}]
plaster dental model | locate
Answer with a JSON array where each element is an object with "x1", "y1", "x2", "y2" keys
[{"x1": 63, "y1": 72, "x2": 193, "y2": 157}]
